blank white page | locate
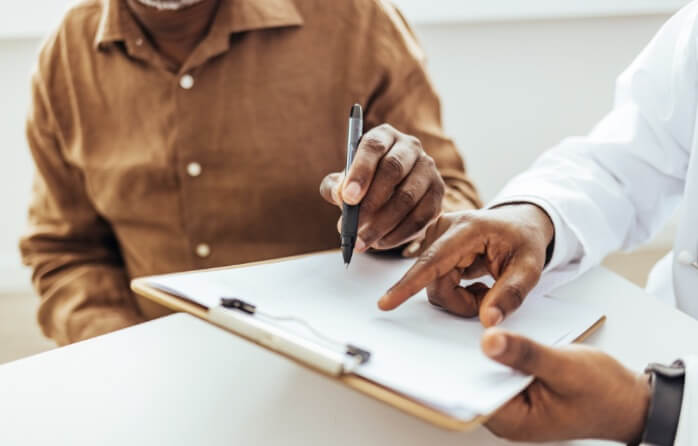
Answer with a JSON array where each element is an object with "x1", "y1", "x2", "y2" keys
[{"x1": 145, "y1": 252, "x2": 603, "y2": 419}]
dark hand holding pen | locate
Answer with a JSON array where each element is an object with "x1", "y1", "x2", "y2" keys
[
  {"x1": 340, "y1": 104, "x2": 363, "y2": 266},
  {"x1": 320, "y1": 111, "x2": 447, "y2": 261}
]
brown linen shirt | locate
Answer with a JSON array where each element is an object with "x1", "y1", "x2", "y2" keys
[{"x1": 19, "y1": 0, "x2": 481, "y2": 345}]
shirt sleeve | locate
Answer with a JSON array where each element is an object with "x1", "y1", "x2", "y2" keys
[
  {"x1": 19, "y1": 70, "x2": 145, "y2": 346},
  {"x1": 489, "y1": 2, "x2": 698, "y2": 281},
  {"x1": 362, "y1": 4, "x2": 481, "y2": 212},
  {"x1": 675, "y1": 355, "x2": 697, "y2": 446}
]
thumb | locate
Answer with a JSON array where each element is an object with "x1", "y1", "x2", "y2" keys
[
  {"x1": 479, "y1": 255, "x2": 542, "y2": 327},
  {"x1": 481, "y1": 328, "x2": 567, "y2": 383}
]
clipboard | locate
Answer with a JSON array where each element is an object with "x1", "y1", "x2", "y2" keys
[{"x1": 131, "y1": 251, "x2": 605, "y2": 432}]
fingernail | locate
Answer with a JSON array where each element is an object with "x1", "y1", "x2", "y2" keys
[
  {"x1": 485, "y1": 307, "x2": 504, "y2": 326},
  {"x1": 355, "y1": 238, "x2": 366, "y2": 253},
  {"x1": 344, "y1": 182, "x2": 361, "y2": 204},
  {"x1": 405, "y1": 241, "x2": 421, "y2": 256},
  {"x1": 483, "y1": 330, "x2": 507, "y2": 357}
]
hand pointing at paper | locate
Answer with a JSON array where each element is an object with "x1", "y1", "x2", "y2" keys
[{"x1": 378, "y1": 204, "x2": 555, "y2": 327}]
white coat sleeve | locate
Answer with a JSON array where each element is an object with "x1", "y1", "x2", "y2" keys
[
  {"x1": 675, "y1": 355, "x2": 697, "y2": 446},
  {"x1": 489, "y1": 2, "x2": 698, "y2": 285}
]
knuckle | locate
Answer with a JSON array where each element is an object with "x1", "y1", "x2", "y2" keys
[
  {"x1": 414, "y1": 213, "x2": 431, "y2": 230},
  {"x1": 376, "y1": 123, "x2": 396, "y2": 134},
  {"x1": 408, "y1": 135, "x2": 422, "y2": 148},
  {"x1": 422, "y1": 154, "x2": 437, "y2": 169},
  {"x1": 379, "y1": 155, "x2": 405, "y2": 182},
  {"x1": 394, "y1": 188, "x2": 419, "y2": 211},
  {"x1": 501, "y1": 284, "x2": 525, "y2": 309},
  {"x1": 360, "y1": 196, "x2": 382, "y2": 213},
  {"x1": 359, "y1": 228, "x2": 378, "y2": 244},
  {"x1": 361, "y1": 136, "x2": 388, "y2": 155},
  {"x1": 417, "y1": 248, "x2": 437, "y2": 266},
  {"x1": 361, "y1": 183, "x2": 394, "y2": 212},
  {"x1": 403, "y1": 135, "x2": 423, "y2": 152},
  {"x1": 417, "y1": 250, "x2": 448, "y2": 278},
  {"x1": 410, "y1": 210, "x2": 433, "y2": 234}
]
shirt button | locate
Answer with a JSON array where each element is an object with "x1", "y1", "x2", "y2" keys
[
  {"x1": 179, "y1": 74, "x2": 194, "y2": 90},
  {"x1": 186, "y1": 162, "x2": 202, "y2": 177},
  {"x1": 678, "y1": 250, "x2": 696, "y2": 267},
  {"x1": 196, "y1": 243, "x2": 211, "y2": 258}
]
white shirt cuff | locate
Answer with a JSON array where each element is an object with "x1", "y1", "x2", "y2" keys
[{"x1": 674, "y1": 355, "x2": 696, "y2": 446}]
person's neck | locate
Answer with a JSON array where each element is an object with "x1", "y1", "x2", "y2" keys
[{"x1": 126, "y1": 0, "x2": 220, "y2": 69}]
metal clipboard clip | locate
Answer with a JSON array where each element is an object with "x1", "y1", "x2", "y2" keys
[{"x1": 208, "y1": 298, "x2": 371, "y2": 377}]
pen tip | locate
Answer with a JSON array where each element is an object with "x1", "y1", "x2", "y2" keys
[
  {"x1": 345, "y1": 262, "x2": 349, "y2": 269},
  {"x1": 350, "y1": 103, "x2": 362, "y2": 119}
]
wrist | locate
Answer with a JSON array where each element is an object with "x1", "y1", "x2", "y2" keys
[
  {"x1": 491, "y1": 203, "x2": 555, "y2": 255},
  {"x1": 623, "y1": 372, "x2": 652, "y2": 445},
  {"x1": 633, "y1": 361, "x2": 687, "y2": 446},
  {"x1": 521, "y1": 203, "x2": 555, "y2": 247}
]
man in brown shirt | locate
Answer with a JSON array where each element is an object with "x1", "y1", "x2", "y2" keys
[{"x1": 19, "y1": 0, "x2": 480, "y2": 345}]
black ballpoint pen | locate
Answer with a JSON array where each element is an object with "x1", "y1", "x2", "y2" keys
[{"x1": 341, "y1": 104, "x2": 363, "y2": 267}]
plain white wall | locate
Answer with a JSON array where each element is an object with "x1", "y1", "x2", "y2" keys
[
  {"x1": 0, "y1": 14, "x2": 672, "y2": 292},
  {"x1": 1, "y1": 38, "x2": 39, "y2": 292},
  {"x1": 416, "y1": 15, "x2": 668, "y2": 200},
  {"x1": 1, "y1": 0, "x2": 686, "y2": 37}
]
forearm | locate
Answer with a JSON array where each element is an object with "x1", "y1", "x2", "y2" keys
[{"x1": 28, "y1": 260, "x2": 145, "y2": 345}]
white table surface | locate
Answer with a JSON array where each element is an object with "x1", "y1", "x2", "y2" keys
[{"x1": 1, "y1": 267, "x2": 697, "y2": 446}]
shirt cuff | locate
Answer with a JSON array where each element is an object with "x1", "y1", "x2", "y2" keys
[
  {"x1": 674, "y1": 355, "x2": 697, "y2": 446},
  {"x1": 487, "y1": 194, "x2": 584, "y2": 273}
]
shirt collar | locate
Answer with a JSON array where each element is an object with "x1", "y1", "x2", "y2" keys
[
  {"x1": 94, "y1": 0, "x2": 132, "y2": 49},
  {"x1": 94, "y1": 0, "x2": 304, "y2": 50},
  {"x1": 225, "y1": 0, "x2": 304, "y2": 34}
]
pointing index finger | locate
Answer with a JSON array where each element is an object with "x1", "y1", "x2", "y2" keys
[
  {"x1": 378, "y1": 225, "x2": 479, "y2": 310},
  {"x1": 378, "y1": 254, "x2": 449, "y2": 311}
]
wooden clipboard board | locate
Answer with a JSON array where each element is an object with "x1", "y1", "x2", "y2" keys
[{"x1": 131, "y1": 250, "x2": 605, "y2": 432}]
